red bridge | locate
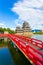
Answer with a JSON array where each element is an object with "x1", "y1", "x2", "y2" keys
[{"x1": 0, "y1": 34, "x2": 43, "y2": 65}]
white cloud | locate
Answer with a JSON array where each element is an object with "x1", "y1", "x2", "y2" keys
[
  {"x1": 0, "y1": 23, "x2": 4, "y2": 26},
  {"x1": 13, "y1": 18, "x2": 23, "y2": 26},
  {"x1": 11, "y1": 0, "x2": 43, "y2": 30},
  {"x1": 0, "y1": 23, "x2": 7, "y2": 28},
  {"x1": 10, "y1": 28, "x2": 16, "y2": 31},
  {"x1": 0, "y1": 22, "x2": 15, "y2": 31}
]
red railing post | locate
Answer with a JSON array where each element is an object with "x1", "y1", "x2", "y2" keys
[{"x1": 42, "y1": 42, "x2": 43, "y2": 48}]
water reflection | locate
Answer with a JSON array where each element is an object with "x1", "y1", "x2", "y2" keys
[{"x1": 0, "y1": 48, "x2": 14, "y2": 65}]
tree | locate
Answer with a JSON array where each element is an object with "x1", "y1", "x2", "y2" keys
[{"x1": 0, "y1": 27, "x2": 16, "y2": 34}]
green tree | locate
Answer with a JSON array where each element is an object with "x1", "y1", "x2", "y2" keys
[{"x1": 0, "y1": 27, "x2": 16, "y2": 34}]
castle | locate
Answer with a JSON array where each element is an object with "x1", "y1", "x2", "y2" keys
[{"x1": 15, "y1": 21, "x2": 31, "y2": 33}]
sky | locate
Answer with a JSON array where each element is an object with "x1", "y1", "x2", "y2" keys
[{"x1": 0, "y1": 0, "x2": 43, "y2": 30}]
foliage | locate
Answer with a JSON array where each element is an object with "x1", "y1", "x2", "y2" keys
[
  {"x1": 33, "y1": 32, "x2": 43, "y2": 34},
  {"x1": 0, "y1": 27, "x2": 4, "y2": 33},
  {"x1": 0, "y1": 40, "x2": 8, "y2": 47},
  {"x1": 0, "y1": 27, "x2": 16, "y2": 34}
]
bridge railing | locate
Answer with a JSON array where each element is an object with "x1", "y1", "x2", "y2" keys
[
  {"x1": 0, "y1": 34, "x2": 8, "y2": 37},
  {"x1": 8, "y1": 34, "x2": 43, "y2": 65},
  {"x1": 0, "y1": 34, "x2": 43, "y2": 65},
  {"x1": 14, "y1": 34, "x2": 43, "y2": 49}
]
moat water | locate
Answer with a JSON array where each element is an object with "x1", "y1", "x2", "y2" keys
[
  {"x1": 0, "y1": 48, "x2": 14, "y2": 65},
  {"x1": 32, "y1": 34, "x2": 43, "y2": 41}
]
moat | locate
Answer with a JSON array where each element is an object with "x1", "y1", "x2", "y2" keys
[
  {"x1": 0, "y1": 48, "x2": 14, "y2": 65},
  {"x1": 0, "y1": 40, "x2": 32, "y2": 65}
]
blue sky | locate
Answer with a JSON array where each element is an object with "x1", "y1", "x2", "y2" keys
[
  {"x1": 0, "y1": 0, "x2": 43, "y2": 30},
  {"x1": 0, "y1": 0, "x2": 19, "y2": 29}
]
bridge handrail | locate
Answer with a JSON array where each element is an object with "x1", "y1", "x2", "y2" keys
[
  {"x1": 9, "y1": 34, "x2": 43, "y2": 65},
  {"x1": 14, "y1": 35, "x2": 43, "y2": 48},
  {"x1": 0, "y1": 34, "x2": 43, "y2": 65}
]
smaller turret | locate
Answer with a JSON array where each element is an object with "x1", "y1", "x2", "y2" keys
[{"x1": 15, "y1": 26, "x2": 23, "y2": 33}]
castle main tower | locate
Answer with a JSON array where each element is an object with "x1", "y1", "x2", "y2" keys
[{"x1": 22, "y1": 21, "x2": 31, "y2": 32}]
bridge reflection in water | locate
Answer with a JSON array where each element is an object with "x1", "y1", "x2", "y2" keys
[{"x1": 0, "y1": 34, "x2": 43, "y2": 65}]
